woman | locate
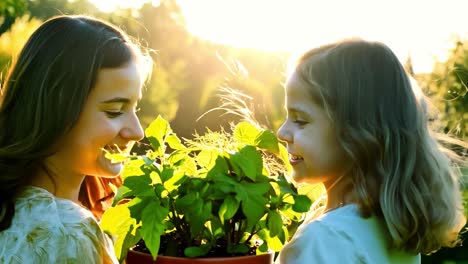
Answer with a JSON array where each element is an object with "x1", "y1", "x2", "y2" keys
[{"x1": 0, "y1": 15, "x2": 151, "y2": 263}]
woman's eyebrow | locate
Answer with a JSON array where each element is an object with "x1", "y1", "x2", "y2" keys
[{"x1": 100, "y1": 97, "x2": 130, "y2": 104}]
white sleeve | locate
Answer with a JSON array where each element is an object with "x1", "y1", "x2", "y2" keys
[{"x1": 277, "y1": 221, "x2": 366, "y2": 264}]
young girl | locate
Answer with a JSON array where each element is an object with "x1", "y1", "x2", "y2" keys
[
  {"x1": 0, "y1": 15, "x2": 151, "y2": 263},
  {"x1": 276, "y1": 39, "x2": 466, "y2": 263}
]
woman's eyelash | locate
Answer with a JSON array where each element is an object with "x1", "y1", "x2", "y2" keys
[{"x1": 105, "y1": 111, "x2": 123, "y2": 118}]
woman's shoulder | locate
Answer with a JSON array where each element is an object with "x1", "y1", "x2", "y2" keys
[
  {"x1": 0, "y1": 186, "x2": 118, "y2": 263},
  {"x1": 14, "y1": 186, "x2": 96, "y2": 224}
]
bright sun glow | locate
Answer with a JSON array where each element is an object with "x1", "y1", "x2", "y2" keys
[
  {"x1": 90, "y1": 0, "x2": 468, "y2": 73},
  {"x1": 91, "y1": 0, "x2": 160, "y2": 12}
]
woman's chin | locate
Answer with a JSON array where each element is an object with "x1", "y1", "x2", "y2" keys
[{"x1": 96, "y1": 155, "x2": 124, "y2": 177}]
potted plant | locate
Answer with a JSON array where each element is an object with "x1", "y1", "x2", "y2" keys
[{"x1": 101, "y1": 116, "x2": 312, "y2": 263}]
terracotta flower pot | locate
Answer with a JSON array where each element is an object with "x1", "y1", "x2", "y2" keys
[{"x1": 126, "y1": 249, "x2": 274, "y2": 264}]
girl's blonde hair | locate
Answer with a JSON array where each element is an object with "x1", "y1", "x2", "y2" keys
[{"x1": 293, "y1": 38, "x2": 466, "y2": 254}]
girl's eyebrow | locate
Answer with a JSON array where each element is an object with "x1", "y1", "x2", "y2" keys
[
  {"x1": 100, "y1": 97, "x2": 130, "y2": 104},
  {"x1": 288, "y1": 107, "x2": 307, "y2": 115}
]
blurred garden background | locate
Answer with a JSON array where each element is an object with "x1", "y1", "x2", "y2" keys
[{"x1": 1, "y1": 0, "x2": 467, "y2": 263}]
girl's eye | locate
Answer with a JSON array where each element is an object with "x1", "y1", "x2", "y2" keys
[
  {"x1": 105, "y1": 111, "x2": 123, "y2": 118},
  {"x1": 293, "y1": 120, "x2": 308, "y2": 126}
]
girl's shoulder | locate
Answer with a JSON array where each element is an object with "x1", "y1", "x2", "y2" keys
[
  {"x1": 0, "y1": 186, "x2": 118, "y2": 263},
  {"x1": 301, "y1": 204, "x2": 387, "y2": 251},
  {"x1": 278, "y1": 205, "x2": 368, "y2": 264},
  {"x1": 287, "y1": 204, "x2": 420, "y2": 264},
  {"x1": 299, "y1": 204, "x2": 366, "y2": 247}
]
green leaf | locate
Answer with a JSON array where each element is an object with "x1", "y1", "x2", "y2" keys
[
  {"x1": 233, "y1": 121, "x2": 260, "y2": 145},
  {"x1": 140, "y1": 201, "x2": 170, "y2": 259},
  {"x1": 101, "y1": 204, "x2": 132, "y2": 236},
  {"x1": 211, "y1": 175, "x2": 237, "y2": 194},
  {"x1": 279, "y1": 226, "x2": 288, "y2": 244},
  {"x1": 153, "y1": 183, "x2": 167, "y2": 198},
  {"x1": 218, "y1": 195, "x2": 239, "y2": 223},
  {"x1": 160, "y1": 167, "x2": 174, "y2": 182},
  {"x1": 145, "y1": 115, "x2": 171, "y2": 155},
  {"x1": 202, "y1": 201, "x2": 212, "y2": 220},
  {"x1": 168, "y1": 151, "x2": 197, "y2": 176},
  {"x1": 123, "y1": 175, "x2": 154, "y2": 197},
  {"x1": 184, "y1": 245, "x2": 211, "y2": 257},
  {"x1": 145, "y1": 115, "x2": 171, "y2": 142},
  {"x1": 175, "y1": 192, "x2": 198, "y2": 211},
  {"x1": 121, "y1": 158, "x2": 146, "y2": 179},
  {"x1": 117, "y1": 228, "x2": 141, "y2": 261},
  {"x1": 206, "y1": 156, "x2": 229, "y2": 179},
  {"x1": 186, "y1": 198, "x2": 210, "y2": 236},
  {"x1": 127, "y1": 196, "x2": 153, "y2": 221},
  {"x1": 166, "y1": 133, "x2": 185, "y2": 150},
  {"x1": 104, "y1": 151, "x2": 128, "y2": 163},
  {"x1": 292, "y1": 195, "x2": 312, "y2": 212},
  {"x1": 239, "y1": 145, "x2": 263, "y2": 175},
  {"x1": 257, "y1": 229, "x2": 285, "y2": 252},
  {"x1": 258, "y1": 242, "x2": 268, "y2": 252},
  {"x1": 267, "y1": 210, "x2": 283, "y2": 237},
  {"x1": 100, "y1": 204, "x2": 139, "y2": 261},
  {"x1": 229, "y1": 153, "x2": 255, "y2": 180},
  {"x1": 278, "y1": 143, "x2": 292, "y2": 174},
  {"x1": 276, "y1": 174, "x2": 297, "y2": 195},
  {"x1": 236, "y1": 182, "x2": 270, "y2": 230},
  {"x1": 112, "y1": 185, "x2": 132, "y2": 205},
  {"x1": 254, "y1": 130, "x2": 279, "y2": 154},
  {"x1": 196, "y1": 149, "x2": 219, "y2": 170},
  {"x1": 227, "y1": 244, "x2": 249, "y2": 254}
]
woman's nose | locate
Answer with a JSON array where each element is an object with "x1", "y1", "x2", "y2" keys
[{"x1": 121, "y1": 112, "x2": 144, "y2": 141}]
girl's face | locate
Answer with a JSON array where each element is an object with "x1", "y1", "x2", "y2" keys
[
  {"x1": 277, "y1": 72, "x2": 346, "y2": 184},
  {"x1": 46, "y1": 60, "x2": 144, "y2": 179}
]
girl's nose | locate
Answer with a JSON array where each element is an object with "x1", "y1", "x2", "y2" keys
[{"x1": 277, "y1": 121, "x2": 292, "y2": 143}]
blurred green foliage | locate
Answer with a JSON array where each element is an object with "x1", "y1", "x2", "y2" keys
[
  {"x1": 416, "y1": 41, "x2": 468, "y2": 262},
  {"x1": 0, "y1": 0, "x2": 287, "y2": 139},
  {"x1": 419, "y1": 39, "x2": 468, "y2": 140}
]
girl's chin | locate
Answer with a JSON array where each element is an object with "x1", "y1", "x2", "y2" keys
[{"x1": 292, "y1": 172, "x2": 328, "y2": 185}]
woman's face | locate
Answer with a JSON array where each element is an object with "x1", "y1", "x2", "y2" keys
[
  {"x1": 277, "y1": 71, "x2": 346, "y2": 184},
  {"x1": 46, "y1": 60, "x2": 144, "y2": 179}
]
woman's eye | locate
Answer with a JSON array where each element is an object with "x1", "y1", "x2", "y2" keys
[{"x1": 105, "y1": 111, "x2": 123, "y2": 118}]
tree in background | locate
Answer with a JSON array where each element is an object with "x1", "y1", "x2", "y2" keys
[
  {"x1": 0, "y1": 0, "x2": 288, "y2": 140},
  {"x1": 0, "y1": 15, "x2": 41, "y2": 76},
  {"x1": 0, "y1": 0, "x2": 27, "y2": 36},
  {"x1": 416, "y1": 38, "x2": 468, "y2": 264},
  {"x1": 419, "y1": 39, "x2": 468, "y2": 140}
]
